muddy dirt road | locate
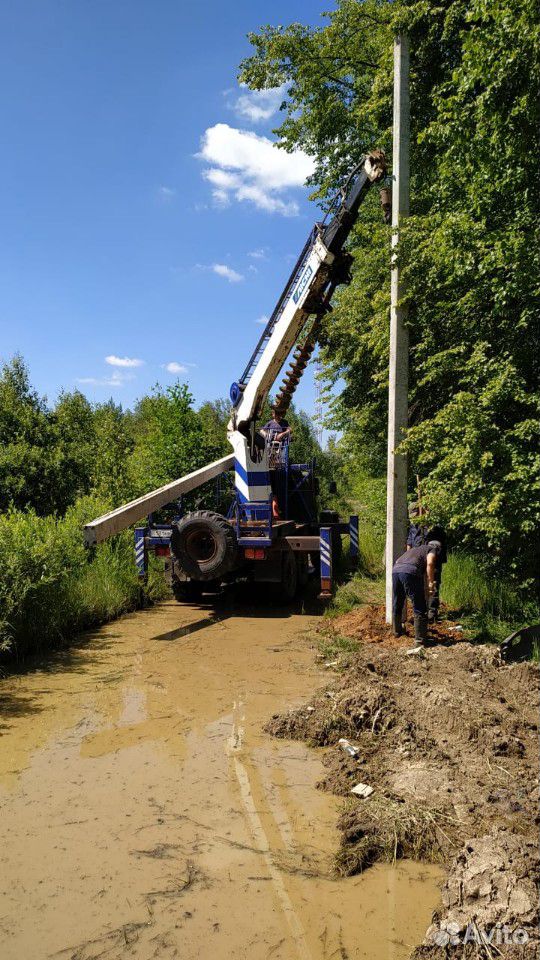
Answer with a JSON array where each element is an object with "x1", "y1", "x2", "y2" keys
[{"x1": 0, "y1": 599, "x2": 443, "y2": 959}]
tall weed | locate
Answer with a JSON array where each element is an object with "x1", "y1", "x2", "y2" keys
[
  {"x1": 441, "y1": 552, "x2": 538, "y2": 644},
  {"x1": 0, "y1": 495, "x2": 166, "y2": 658},
  {"x1": 441, "y1": 553, "x2": 526, "y2": 620}
]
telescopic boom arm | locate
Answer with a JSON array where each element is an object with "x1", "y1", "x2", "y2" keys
[
  {"x1": 228, "y1": 150, "x2": 386, "y2": 433},
  {"x1": 227, "y1": 150, "x2": 386, "y2": 504}
]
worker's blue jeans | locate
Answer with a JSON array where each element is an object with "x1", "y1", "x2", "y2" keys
[{"x1": 392, "y1": 571, "x2": 427, "y2": 620}]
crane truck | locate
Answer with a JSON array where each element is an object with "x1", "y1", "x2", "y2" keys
[{"x1": 83, "y1": 150, "x2": 387, "y2": 601}]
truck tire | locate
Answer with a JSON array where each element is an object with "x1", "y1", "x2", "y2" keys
[
  {"x1": 282, "y1": 550, "x2": 298, "y2": 601},
  {"x1": 297, "y1": 555, "x2": 310, "y2": 589},
  {"x1": 269, "y1": 550, "x2": 298, "y2": 604},
  {"x1": 171, "y1": 511, "x2": 238, "y2": 582}
]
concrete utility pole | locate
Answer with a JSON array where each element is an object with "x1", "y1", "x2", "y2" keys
[{"x1": 385, "y1": 34, "x2": 410, "y2": 622}]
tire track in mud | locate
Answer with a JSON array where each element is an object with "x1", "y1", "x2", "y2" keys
[{"x1": 0, "y1": 600, "x2": 443, "y2": 960}]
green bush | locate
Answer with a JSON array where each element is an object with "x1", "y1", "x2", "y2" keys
[{"x1": 0, "y1": 495, "x2": 166, "y2": 658}]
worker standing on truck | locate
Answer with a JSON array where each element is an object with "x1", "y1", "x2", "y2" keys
[
  {"x1": 392, "y1": 541, "x2": 442, "y2": 647},
  {"x1": 261, "y1": 407, "x2": 292, "y2": 444}
]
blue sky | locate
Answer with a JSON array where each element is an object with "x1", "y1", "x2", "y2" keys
[{"x1": 0, "y1": 0, "x2": 332, "y2": 420}]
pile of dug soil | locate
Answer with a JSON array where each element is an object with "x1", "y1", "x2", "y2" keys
[
  {"x1": 332, "y1": 602, "x2": 461, "y2": 648},
  {"x1": 266, "y1": 609, "x2": 539, "y2": 957}
]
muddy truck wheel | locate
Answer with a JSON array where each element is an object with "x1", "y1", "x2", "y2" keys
[
  {"x1": 171, "y1": 510, "x2": 238, "y2": 582},
  {"x1": 269, "y1": 549, "x2": 298, "y2": 604},
  {"x1": 296, "y1": 554, "x2": 310, "y2": 590}
]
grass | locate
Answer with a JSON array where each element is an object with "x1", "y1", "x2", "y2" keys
[
  {"x1": 441, "y1": 552, "x2": 539, "y2": 644},
  {"x1": 63, "y1": 544, "x2": 167, "y2": 633},
  {"x1": 318, "y1": 631, "x2": 360, "y2": 661},
  {"x1": 336, "y1": 796, "x2": 448, "y2": 875},
  {"x1": 326, "y1": 572, "x2": 384, "y2": 619},
  {"x1": 324, "y1": 465, "x2": 387, "y2": 619},
  {"x1": 441, "y1": 553, "x2": 525, "y2": 619},
  {"x1": 325, "y1": 505, "x2": 385, "y2": 620}
]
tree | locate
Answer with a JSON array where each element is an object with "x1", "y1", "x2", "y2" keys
[
  {"x1": 198, "y1": 399, "x2": 231, "y2": 459},
  {"x1": 0, "y1": 355, "x2": 57, "y2": 514},
  {"x1": 129, "y1": 383, "x2": 224, "y2": 495},
  {"x1": 92, "y1": 400, "x2": 135, "y2": 505},
  {"x1": 240, "y1": 0, "x2": 540, "y2": 584},
  {"x1": 51, "y1": 390, "x2": 96, "y2": 509}
]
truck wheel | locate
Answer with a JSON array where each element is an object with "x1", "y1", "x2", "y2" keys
[
  {"x1": 283, "y1": 551, "x2": 298, "y2": 600},
  {"x1": 297, "y1": 555, "x2": 310, "y2": 590},
  {"x1": 269, "y1": 550, "x2": 298, "y2": 604},
  {"x1": 172, "y1": 579, "x2": 203, "y2": 603},
  {"x1": 171, "y1": 510, "x2": 238, "y2": 582}
]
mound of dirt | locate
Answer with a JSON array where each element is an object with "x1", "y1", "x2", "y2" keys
[
  {"x1": 329, "y1": 601, "x2": 461, "y2": 647},
  {"x1": 414, "y1": 832, "x2": 539, "y2": 956},
  {"x1": 265, "y1": 616, "x2": 539, "y2": 957}
]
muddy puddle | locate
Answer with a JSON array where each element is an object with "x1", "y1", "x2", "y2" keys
[{"x1": 0, "y1": 599, "x2": 443, "y2": 959}]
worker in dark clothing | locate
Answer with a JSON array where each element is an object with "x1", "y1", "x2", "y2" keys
[
  {"x1": 406, "y1": 503, "x2": 430, "y2": 549},
  {"x1": 425, "y1": 524, "x2": 447, "y2": 623},
  {"x1": 261, "y1": 407, "x2": 292, "y2": 444},
  {"x1": 406, "y1": 503, "x2": 448, "y2": 624},
  {"x1": 392, "y1": 541, "x2": 442, "y2": 646}
]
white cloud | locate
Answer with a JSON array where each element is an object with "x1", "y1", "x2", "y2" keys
[
  {"x1": 77, "y1": 370, "x2": 133, "y2": 389},
  {"x1": 105, "y1": 355, "x2": 144, "y2": 368},
  {"x1": 249, "y1": 248, "x2": 268, "y2": 260},
  {"x1": 204, "y1": 169, "x2": 238, "y2": 190},
  {"x1": 255, "y1": 314, "x2": 269, "y2": 325},
  {"x1": 231, "y1": 84, "x2": 286, "y2": 123},
  {"x1": 157, "y1": 185, "x2": 176, "y2": 200},
  {"x1": 163, "y1": 361, "x2": 188, "y2": 374},
  {"x1": 202, "y1": 169, "x2": 236, "y2": 208},
  {"x1": 199, "y1": 124, "x2": 313, "y2": 189},
  {"x1": 212, "y1": 263, "x2": 244, "y2": 283},
  {"x1": 198, "y1": 123, "x2": 314, "y2": 216}
]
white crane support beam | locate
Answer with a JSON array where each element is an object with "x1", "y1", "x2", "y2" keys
[{"x1": 83, "y1": 454, "x2": 234, "y2": 546}]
